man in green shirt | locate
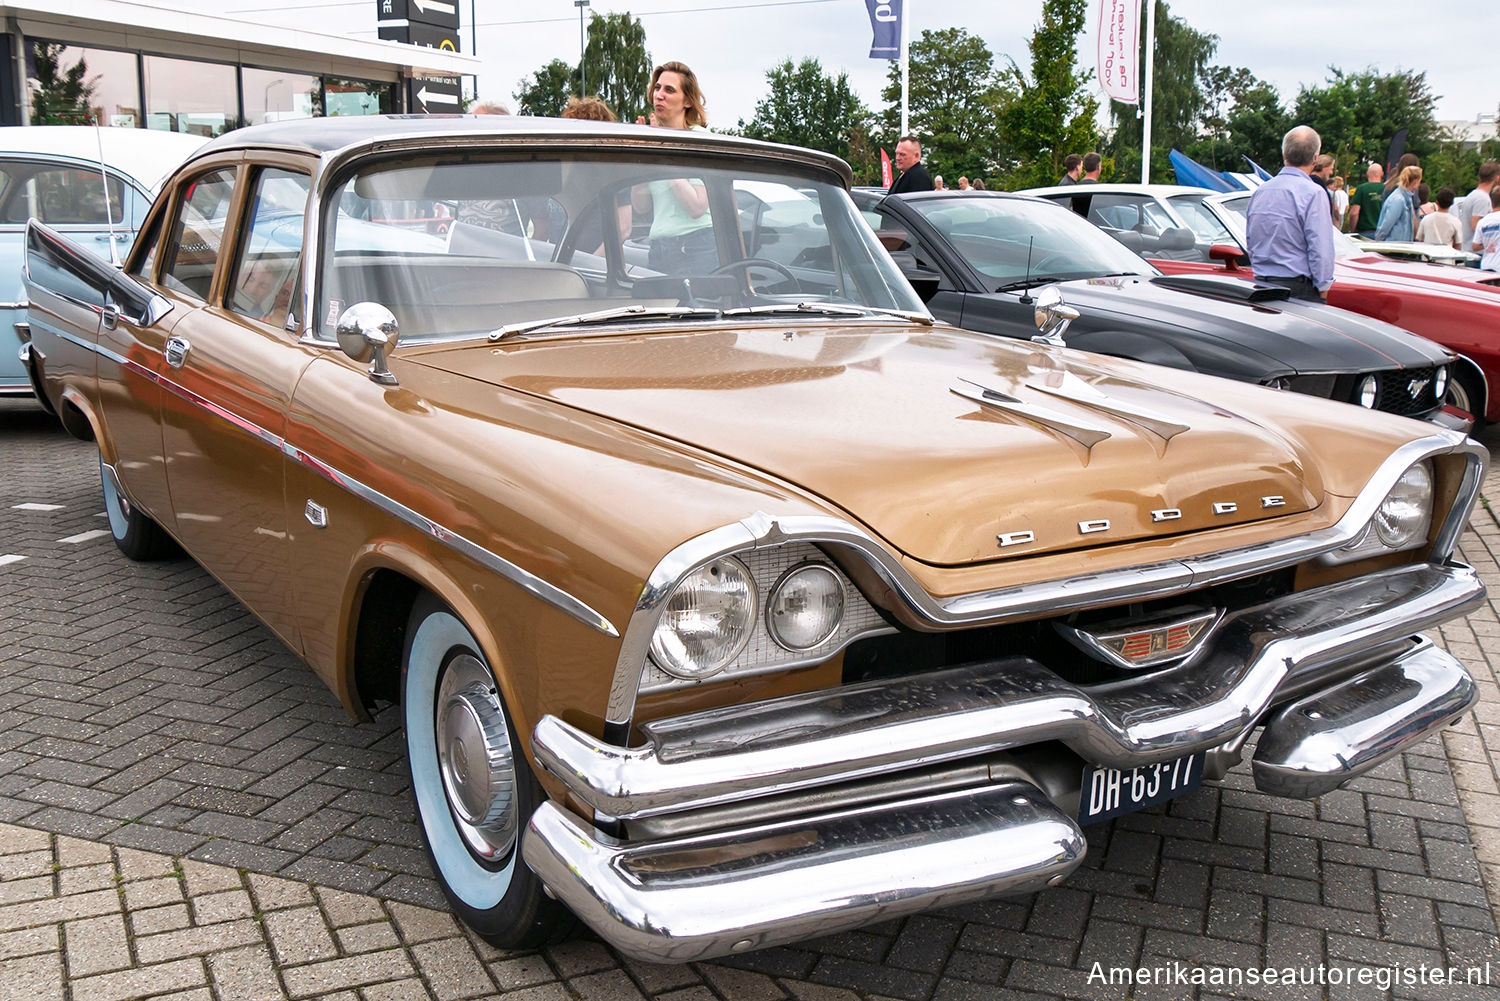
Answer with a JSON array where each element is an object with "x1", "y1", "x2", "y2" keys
[{"x1": 1348, "y1": 162, "x2": 1385, "y2": 233}]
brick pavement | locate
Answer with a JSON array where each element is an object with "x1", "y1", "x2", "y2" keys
[{"x1": 5, "y1": 396, "x2": 1500, "y2": 999}]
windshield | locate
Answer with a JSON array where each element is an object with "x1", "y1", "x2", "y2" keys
[
  {"x1": 904, "y1": 195, "x2": 1156, "y2": 286},
  {"x1": 318, "y1": 154, "x2": 926, "y2": 342},
  {"x1": 1167, "y1": 195, "x2": 1236, "y2": 245}
]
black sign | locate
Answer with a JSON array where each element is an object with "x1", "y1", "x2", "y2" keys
[
  {"x1": 378, "y1": 21, "x2": 461, "y2": 54},
  {"x1": 375, "y1": 0, "x2": 459, "y2": 30},
  {"x1": 407, "y1": 73, "x2": 463, "y2": 113}
]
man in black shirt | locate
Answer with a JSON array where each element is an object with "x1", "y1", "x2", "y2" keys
[{"x1": 889, "y1": 136, "x2": 935, "y2": 194}]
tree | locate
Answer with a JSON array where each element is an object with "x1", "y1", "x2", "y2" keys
[
  {"x1": 29, "y1": 42, "x2": 96, "y2": 125},
  {"x1": 999, "y1": 0, "x2": 1100, "y2": 188},
  {"x1": 1184, "y1": 68, "x2": 1286, "y2": 173},
  {"x1": 1293, "y1": 68, "x2": 1439, "y2": 174},
  {"x1": 879, "y1": 27, "x2": 1012, "y2": 182},
  {"x1": 580, "y1": 12, "x2": 652, "y2": 123},
  {"x1": 1107, "y1": 0, "x2": 1217, "y2": 181},
  {"x1": 515, "y1": 59, "x2": 574, "y2": 118},
  {"x1": 740, "y1": 58, "x2": 874, "y2": 168}
]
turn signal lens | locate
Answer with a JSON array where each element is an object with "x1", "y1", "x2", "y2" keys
[
  {"x1": 766, "y1": 563, "x2": 846, "y2": 651},
  {"x1": 649, "y1": 558, "x2": 756, "y2": 680}
]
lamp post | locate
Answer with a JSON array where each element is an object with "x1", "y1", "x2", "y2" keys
[{"x1": 574, "y1": 0, "x2": 589, "y2": 97}]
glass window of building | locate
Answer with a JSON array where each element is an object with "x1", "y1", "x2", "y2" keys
[
  {"x1": 241, "y1": 68, "x2": 321, "y2": 125},
  {"x1": 144, "y1": 55, "x2": 238, "y2": 136},
  {"x1": 26, "y1": 41, "x2": 141, "y2": 127},
  {"x1": 324, "y1": 77, "x2": 394, "y2": 117}
]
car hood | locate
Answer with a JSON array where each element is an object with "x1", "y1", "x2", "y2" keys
[
  {"x1": 408, "y1": 324, "x2": 1322, "y2": 567},
  {"x1": 1338, "y1": 253, "x2": 1500, "y2": 296},
  {"x1": 1045, "y1": 274, "x2": 1447, "y2": 371}
]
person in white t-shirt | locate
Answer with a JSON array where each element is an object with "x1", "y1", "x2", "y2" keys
[
  {"x1": 1459, "y1": 161, "x2": 1499, "y2": 258},
  {"x1": 1417, "y1": 187, "x2": 1463, "y2": 250},
  {"x1": 1331, "y1": 176, "x2": 1350, "y2": 230},
  {"x1": 1474, "y1": 187, "x2": 1500, "y2": 272}
]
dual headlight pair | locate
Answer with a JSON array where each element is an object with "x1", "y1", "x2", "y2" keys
[
  {"x1": 1323, "y1": 461, "x2": 1434, "y2": 564},
  {"x1": 649, "y1": 558, "x2": 847, "y2": 680},
  {"x1": 1355, "y1": 367, "x2": 1448, "y2": 410}
]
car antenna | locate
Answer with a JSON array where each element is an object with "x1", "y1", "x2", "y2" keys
[
  {"x1": 92, "y1": 116, "x2": 121, "y2": 267},
  {"x1": 1017, "y1": 237, "x2": 1035, "y2": 305}
]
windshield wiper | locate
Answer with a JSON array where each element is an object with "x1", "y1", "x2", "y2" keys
[
  {"x1": 993, "y1": 277, "x2": 1061, "y2": 293},
  {"x1": 489, "y1": 304, "x2": 721, "y2": 341},
  {"x1": 721, "y1": 302, "x2": 933, "y2": 325}
]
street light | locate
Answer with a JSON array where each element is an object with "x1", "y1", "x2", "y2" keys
[{"x1": 574, "y1": 0, "x2": 589, "y2": 97}]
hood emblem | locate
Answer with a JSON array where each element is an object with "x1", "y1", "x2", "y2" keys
[
  {"x1": 1213, "y1": 502, "x2": 1237, "y2": 515},
  {"x1": 1262, "y1": 496, "x2": 1286, "y2": 509},
  {"x1": 997, "y1": 530, "x2": 1036, "y2": 548},
  {"x1": 1408, "y1": 376, "x2": 1430, "y2": 399},
  {"x1": 1078, "y1": 519, "x2": 1110, "y2": 534},
  {"x1": 1056, "y1": 609, "x2": 1220, "y2": 670},
  {"x1": 1028, "y1": 372, "x2": 1190, "y2": 444},
  {"x1": 1150, "y1": 508, "x2": 1182, "y2": 523}
]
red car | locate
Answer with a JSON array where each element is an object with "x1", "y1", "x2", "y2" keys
[{"x1": 1027, "y1": 183, "x2": 1500, "y2": 420}]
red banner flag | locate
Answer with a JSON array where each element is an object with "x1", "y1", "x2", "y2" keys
[{"x1": 880, "y1": 148, "x2": 893, "y2": 188}]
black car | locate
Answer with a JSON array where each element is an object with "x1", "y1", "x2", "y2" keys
[{"x1": 853, "y1": 189, "x2": 1462, "y2": 427}]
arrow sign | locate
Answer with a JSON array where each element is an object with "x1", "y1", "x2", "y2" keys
[
  {"x1": 375, "y1": 0, "x2": 458, "y2": 30},
  {"x1": 412, "y1": 0, "x2": 456, "y2": 15},
  {"x1": 417, "y1": 85, "x2": 459, "y2": 106}
]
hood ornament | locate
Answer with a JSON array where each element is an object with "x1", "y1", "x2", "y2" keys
[
  {"x1": 1027, "y1": 371, "x2": 1190, "y2": 444},
  {"x1": 1031, "y1": 286, "x2": 1079, "y2": 347},
  {"x1": 952, "y1": 377, "x2": 1112, "y2": 450}
]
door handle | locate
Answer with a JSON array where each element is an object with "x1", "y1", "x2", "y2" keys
[{"x1": 164, "y1": 336, "x2": 190, "y2": 369}]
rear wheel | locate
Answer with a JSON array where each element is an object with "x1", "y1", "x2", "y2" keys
[
  {"x1": 99, "y1": 456, "x2": 178, "y2": 560},
  {"x1": 401, "y1": 594, "x2": 573, "y2": 948}
]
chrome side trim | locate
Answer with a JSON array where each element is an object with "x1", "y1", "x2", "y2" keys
[
  {"x1": 1253, "y1": 643, "x2": 1475, "y2": 799},
  {"x1": 41, "y1": 329, "x2": 616, "y2": 637},
  {"x1": 0, "y1": 300, "x2": 27, "y2": 310},
  {"x1": 522, "y1": 782, "x2": 1084, "y2": 963},
  {"x1": 605, "y1": 435, "x2": 1483, "y2": 725},
  {"x1": 564, "y1": 561, "x2": 1482, "y2": 818}
]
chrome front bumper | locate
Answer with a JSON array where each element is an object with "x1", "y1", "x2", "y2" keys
[{"x1": 523, "y1": 561, "x2": 1482, "y2": 962}]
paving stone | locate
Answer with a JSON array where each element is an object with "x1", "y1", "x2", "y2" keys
[
  {"x1": 263, "y1": 905, "x2": 339, "y2": 965},
  {"x1": 410, "y1": 937, "x2": 496, "y2": 999},
  {"x1": 206, "y1": 945, "x2": 284, "y2": 1001},
  {"x1": 280, "y1": 948, "x2": 416, "y2": 998}
]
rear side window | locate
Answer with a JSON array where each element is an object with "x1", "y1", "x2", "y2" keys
[
  {"x1": 160, "y1": 167, "x2": 237, "y2": 301},
  {"x1": 0, "y1": 162, "x2": 129, "y2": 225}
]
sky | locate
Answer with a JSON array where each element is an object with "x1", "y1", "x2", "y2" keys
[{"x1": 206, "y1": 0, "x2": 1494, "y2": 131}]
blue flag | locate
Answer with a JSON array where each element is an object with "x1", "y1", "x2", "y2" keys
[{"x1": 865, "y1": 0, "x2": 901, "y2": 60}]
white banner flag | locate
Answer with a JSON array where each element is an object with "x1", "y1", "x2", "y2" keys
[{"x1": 1098, "y1": 0, "x2": 1141, "y2": 104}]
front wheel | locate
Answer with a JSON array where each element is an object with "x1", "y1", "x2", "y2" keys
[
  {"x1": 1446, "y1": 369, "x2": 1486, "y2": 424},
  {"x1": 402, "y1": 595, "x2": 573, "y2": 948},
  {"x1": 100, "y1": 456, "x2": 178, "y2": 560}
]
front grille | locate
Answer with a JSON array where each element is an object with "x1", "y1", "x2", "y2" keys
[{"x1": 1376, "y1": 367, "x2": 1438, "y2": 418}]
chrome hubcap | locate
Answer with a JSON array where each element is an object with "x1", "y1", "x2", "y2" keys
[{"x1": 434, "y1": 653, "x2": 517, "y2": 861}]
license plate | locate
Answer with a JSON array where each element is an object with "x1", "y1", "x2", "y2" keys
[{"x1": 1079, "y1": 752, "x2": 1204, "y2": 825}]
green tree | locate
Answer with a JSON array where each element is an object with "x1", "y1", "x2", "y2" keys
[
  {"x1": 879, "y1": 27, "x2": 1012, "y2": 182},
  {"x1": 1293, "y1": 68, "x2": 1439, "y2": 175},
  {"x1": 515, "y1": 59, "x2": 575, "y2": 118},
  {"x1": 1184, "y1": 68, "x2": 1286, "y2": 173},
  {"x1": 1107, "y1": 0, "x2": 1217, "y2": 181},
  {"x1": 999, "y1": 0, "x2": 1100, "y2": 188},
  {"x1": 740, "y1": 58, "x2": 874, "y2": 166},
  {"x1": 28, "y1": 42, "x2": 96, "y2": 125},
  {"x1": 580, "y1": 12, "x2": 652, "y2": 123}
]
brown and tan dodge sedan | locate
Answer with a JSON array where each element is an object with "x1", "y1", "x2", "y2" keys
[{"x1": 20, "y1": 115, "x2": 1489, "y2": 962}]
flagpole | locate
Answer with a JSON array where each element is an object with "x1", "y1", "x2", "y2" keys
[
  {"x1": 1139, "y1": 0, "x2": 1155, "y2": 183},
  {"x1": 900, "y1": 0, "x2": 910, "y2": 137}
]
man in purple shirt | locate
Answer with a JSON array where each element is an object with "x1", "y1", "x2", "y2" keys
[{"x1": 1245, "y1": 125, "x2": 1335, "y2": 302}]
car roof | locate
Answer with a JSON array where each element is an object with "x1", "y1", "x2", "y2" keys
[
  {"x1": 0, "y1": 126, "x2": 208, "y2": 192},
  {"x1": 1022, "y1": 183, "x2": 1222, "y2": 199},
  {"x1": 191, "y1": 115, "x2": 852, "y2": 184}
]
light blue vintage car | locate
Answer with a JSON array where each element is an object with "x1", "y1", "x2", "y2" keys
[{"x1": 5, "y1": 126, "x2": 204, "y2": 396}]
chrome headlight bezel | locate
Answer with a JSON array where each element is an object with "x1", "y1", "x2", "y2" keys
[
  {"x1": 1320, "y1": 461, "x2": 1434, "y2": 565},
  {"x1": 648, "y1": 556, "x2": 757, "y2": 681}
]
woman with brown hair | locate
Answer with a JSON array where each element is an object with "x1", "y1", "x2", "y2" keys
[
  {"x1": 1375, "y1": 165, "x2": 1422, "y2": 241},
  {"x1": 637, "y1": 60, "x2": 707, "y2": 130},
  {"x1": 633, "y1": 61, "x2": 716, "y2": 273}
]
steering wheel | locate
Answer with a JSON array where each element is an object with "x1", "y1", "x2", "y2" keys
[{"x1": 711, "y1": 257, "x2": 799, "y2": 292}]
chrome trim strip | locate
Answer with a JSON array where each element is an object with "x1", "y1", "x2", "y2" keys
[
  {"x1": 0, "y1": 300, "x2": 27, "y2": 310},
  {"x1": 553, "y1": 562, "x2": 1482, "y2": 820},
  {"x1": 523, "y1": 782, "x2": 1084, "y2": 964},
  {"x1": 605, "y1": 432, "x2": 1478, "y2": 724},
  {"x1": 44, "y1": 329, "x2": 616, "y2": 637}
]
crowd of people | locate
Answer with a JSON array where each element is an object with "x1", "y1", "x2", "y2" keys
[{"x1": 1330, "y1": 154, "x2": 1500, "y2": 271}]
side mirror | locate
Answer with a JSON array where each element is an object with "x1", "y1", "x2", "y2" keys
[
  {"x1": 1156, "y1": 227, "x2": 1196, "y2": 251},
  {"x1": 336, "y1": 302, "x2": 400, "y2": 386},
  {"x1": 1209, "y1": 243, "x2": 1250, "y2": 271},
  {"x1": 1031, "y1": 285, "x2": 1079, "y2": 346},
  {"x1": 890, "y1": 250, "x2": 941, "y2": 303}
]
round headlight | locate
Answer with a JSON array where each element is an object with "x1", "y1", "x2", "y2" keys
[
  {"x1": 1434, "y1": 366, "x2": 1449, "y2": 401},
  {"x1": 767, "y1": 563, "x2": 846, "y2": 651},
  {"x1": 649, "y1": 557, "x2": 756, "y2": 680},
  {"x1": 1358, "y1": 375, "x2": 1379, "y2": 409},
  {"x1": 1373, "y1": 463, "x2": 1433, "y2": 548}
]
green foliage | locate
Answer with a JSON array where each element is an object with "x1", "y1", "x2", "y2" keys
[
  {"x1": 880, "y1": 27, "x2": 1013, "y2": 181},
  {"x1": 1182, "y1": 69, "x2": 1286, "y2": 174},
  {"x1": 1422, "y1": 131, "x2": 1500, "y2": 197},
  {"x1": 1293, "y1": 68, "x2": 1439, "y2": 174},
  {"x1": 29, "y1": 42, "x2": 96, "y2": 125},
  {"x1": 581, "y1": 12, "x2": 652, "y2": 123},
  {"x1": 1108, "y1": 0, "x2": 1217, "y2": 181},
  {"x1": 740, "y1": 58, "x2": 877, "y2": 180},
  {"x1": 999, "y1": 0, "x2": 1100, "y2": 188},
  {"x1": 515, "y1": 59, "x2": 575, "y2": 118}
]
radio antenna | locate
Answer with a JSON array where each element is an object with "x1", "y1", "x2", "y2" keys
[
  {"x1": 92, "y1": 116, "x2": 121, "y2": 267},
  {"x1": 1017, "y1": 236, "x2": 1035, "y2": 305}
]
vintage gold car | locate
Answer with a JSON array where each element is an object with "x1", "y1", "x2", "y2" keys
[{"x1": 20, "y1": 116, "x2": 1488, "y2": 963}]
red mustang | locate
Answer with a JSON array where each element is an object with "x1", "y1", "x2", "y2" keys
[{"x1": 1026, "y1": 183, "x2": 1500, "y2": 421}]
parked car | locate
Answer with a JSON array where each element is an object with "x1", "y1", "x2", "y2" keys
[
  {"x1": 2, "y1": 125, "x2": 205, "y2": 396},
  {"x1": 1028, "y1": 182, "x2": 1500, "y2": 420},
  {"x1": 23, "y1": 115, "x2": 1487, "y2": 963},
  {"x1": 1345, "y1": 233, "x2": 1479, "y2": 268},
  {"x1": 854, "y1": 189, "x2": 1461, "y2": 427}
]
